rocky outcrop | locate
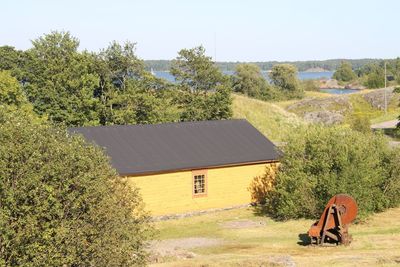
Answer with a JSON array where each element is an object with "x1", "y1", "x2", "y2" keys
[
  {"x1": 320, "y1": 79, "x2": 342, "y2": 89},
  {"x1": 287, "y1": 95, "x2": 351, "y2": 124},
  {"x1": 304, "y1": 111, "x2": 345, "y2": 125},
  {"x1": 362, "y1": 88, "x2": 394, "y2": 110}
]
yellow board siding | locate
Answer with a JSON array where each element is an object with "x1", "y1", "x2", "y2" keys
[{"x1": 127, "y1": 162, "x2": 273, "y2": 216}]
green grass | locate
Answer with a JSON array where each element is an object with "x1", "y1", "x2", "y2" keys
[
  {"x1": 349, "y1": 93, "x2": 400, "y2": 124},
  {"x1": 152, "y1": 207, "x2": 400, "y2": 267},
  {"x1": 276, "y1": 90, "x2": 399, "y2": 126},
  {"x1": 232, "y1": 94, "x2": 305, "y2": 142}
]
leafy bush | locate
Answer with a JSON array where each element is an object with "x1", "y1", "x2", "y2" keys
[
  {"x1": 301, "y1": 79, "x2": 319, "y2": 92},
  {"x1": 364, "y1": 72, "x2": 385, "y2": 89},
  {"x1": 248, "y1": 163, "x2": 279, "y2": 204},
  {"x1": 349, "y1": 113, "x2": 371, "y2": 133},
  {"x1": 0, "y1": 107, "x2": 152, "y2": 266},
  {"x1": 0, "y1": 70, "x2": 27, "y2": 106},
  {"x1": 333, "y1": 61, "x2": 356, "y2": 82},
  {"x1": 269, "y1": 64, "x2": 304, "y2": 99},
  {"x1": 265, "y1": 125, "x2": 400, "y2": 220}
]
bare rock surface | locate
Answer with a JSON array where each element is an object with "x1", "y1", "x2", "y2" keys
[
  {"x1": 371, "y1": 120, "x2": 399, "y2": 129},
  {"x1": 287, "y1": 95, "x2": 350, "y2": 124},
  {"x1": 304, "y1": 111, "x2": 345, "y2": 125},
  {"x1": 362, "y1": 88, "x2": 394, "y2": 110}
]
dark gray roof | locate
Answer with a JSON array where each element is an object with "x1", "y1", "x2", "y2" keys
[{"x1": 69, "y1": 119, "x2": 280, "y2": 175}]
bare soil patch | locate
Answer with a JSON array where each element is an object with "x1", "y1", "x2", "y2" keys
[
  {"x1": 221, "y1": 219, "x2": 266, "y2": 229},
  {"x1": 149, "y1": 237, "x2": 223, "y2": 263}
]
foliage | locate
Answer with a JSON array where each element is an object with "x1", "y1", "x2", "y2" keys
[
  {"x1": 171, "y1": 46, "x2": 225, "y2": 93},
  {"x1": 301, "y1": 79, "x2": 319, "y2": 91},
  {"x1": 364, "y1": 67, "x2": 385, "y2": 89},
  {"x1": 349, "y1": 113, "x2": 371, "y2": 133},
  {"x1": 231, "y1": 63, "x2": 279, "y2": 101},
  {"x1": 0, "y1": 70, "x2": 27, "y2": 106},
  {"x1": 94, "y1": 41, "x2": 179, "y2": 125},
  {"x1": 1, "y1": 32, "x2": 234, "y2": 126},
  {"x1": 333, "y1": 61, "x2": 356, "y2": 82},
  {"x1": 269, "y1": 64, "x2": 304, "y2": 99},
  {"x1": 265, "y1": 125, "x2": 400, "y2": 220},
  {"x1": 248, "y1": 163, "x2": 279, "y2": 204},
  {"x1": 145, "y1": 58, "x2": 383, "y2": 72},
  {"x1": 23, "y1": 31, "x2": 101, "y2": 126},
  {"x1": 171, "y1": 46, "x2": 232, "y2": 121},
  {"x1": 0, "y1": 107, "x2": 152, "y2": 266},
  {"x1": 0, "y1": 46, "x2": 25, "y2": 79}
]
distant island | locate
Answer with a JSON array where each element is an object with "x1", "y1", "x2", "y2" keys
[
  {"x1": 144, "y1": 58, "x2": 382, "y2": 72},
  {"x1": 304, "y1": 67, "x2": 329, "y2": 72}
]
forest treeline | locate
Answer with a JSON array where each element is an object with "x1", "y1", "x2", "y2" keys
[
  {"x1": 0, "y1": 32, "x2": 233, "y2": 127},
  {"x1": 0, "y1": 31, "x2": 309, "y2": 127},
  {"x1": 145, "y1": 58, "x2": 387, "y2": 72}
]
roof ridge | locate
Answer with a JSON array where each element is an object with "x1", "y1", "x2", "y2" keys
[{"x1": 69, "y1": 119, "x2": 248, "y2": 130}]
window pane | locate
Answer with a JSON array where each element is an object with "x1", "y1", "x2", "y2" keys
[{"x1": 193, "y1": 174, "x2": 205, "y2": 194}]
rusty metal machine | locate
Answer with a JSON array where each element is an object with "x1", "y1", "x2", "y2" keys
[{"x1": 308, "y1": 194, "x2": 358, "y2": 246}]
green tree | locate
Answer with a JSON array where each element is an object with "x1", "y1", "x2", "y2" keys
[
  {"x1": 0, "y1": 46, "x2": 25, "y2": 79},
  {"x1": 0, "y1": 70, "x2": 27, "y2": 106},
  {"x1": 171, "y1": 46, "x2": 225, "y2": 93},
  {"x1": 23, "y1": 31, "x2": 100, "y2": 126},
  {"x1": 265, "y1": 125, "x2": 400, "y2": 220},
  {"x1": 269, "y1": 64, "x2": 303, "y2": 99},
  {"x1": 393, "y1": 58, "x2": 400, "y2": 84},
  {"x1": 364, "y1": 65, "x2": 385, "y2": 89},
  {"x1": 333, "y1": 61, "x2": 357, "y2": 82},
  {"x1": 232, "y1": 63, "x2": 277, "y2": 100},
  {"x1": 171, "y1": 46, "x2": 232, "y2": 121},
  {"x1": 0, "y1": 107, "x2": 152, "y2": 266},
  {"x1": 232, "y1": 63, "x2": 264, "y2": 97},
  {"x1": 95, "y1": 41, "x2": 179, "y2": 125}
]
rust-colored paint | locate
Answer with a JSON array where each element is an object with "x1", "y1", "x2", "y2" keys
[{"x1": 308, "y1": 194, "x2": 358, "y2": 246}]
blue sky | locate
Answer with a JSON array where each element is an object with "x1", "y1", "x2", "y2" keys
[{"x1": 2, "y1": 0, "x2": 399, "y2": 61}]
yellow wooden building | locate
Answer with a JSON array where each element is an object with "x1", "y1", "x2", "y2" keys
[{"x1": 70, "y1": 119, "x2": 280, "y2": 216}]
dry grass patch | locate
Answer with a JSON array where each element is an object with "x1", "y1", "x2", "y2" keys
[
  {"x1": 150, "y1": 207, "x2": 400, "y2": 266},
  {"x1": 232, "y1": 94, "x2": 304, "y2": 142}
]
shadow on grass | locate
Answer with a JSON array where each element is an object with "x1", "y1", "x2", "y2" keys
[
  {"x1": 297, "y1": 233, "x2": 311, "y2": 246},
  {"x1": 251, "y1": 203, "x2": 269, "y2": 217},
  {"x1": 251, "y1": 204, "x2": 312, "y2": 246},
  {"x1": 374, "y1": 128, "x2": 400, "y2": 141},
  {"x1": 383, "y1": 128, "x2": 400, "y2": 140}
]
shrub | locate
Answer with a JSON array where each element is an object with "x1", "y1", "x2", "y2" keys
[
  {"x1": 0, "y1": 107, "x2": 152, "y2": 266},
  {"x1": 269, "y1": 64, "x2": 304, "y2": 99},
  {"x1": 349, "y1": 113, "x2": 371, "y2": 133},
  {"x1": 248, "y1": 163, "x2": 279, "y2": 204},
  {"x1": 301, "y1": 79, "x2": 319, "y2": 92},
  {"x1": 265, "y1": 125, "x2": 400, "y2": 220},
  {"x1": 364, "y1": 72, "x2": 385, "y2": 89}
]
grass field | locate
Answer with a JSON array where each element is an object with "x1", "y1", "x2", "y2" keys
[
  {"x1": 151, "y1": 207, "x2": 400, "y2": 267},
  {"x1": 232, "y1": 91, "x2": 399, "y2": 140},
  {"x1": 232, "y1": 94, "x2": 305, "y2": 142}
]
